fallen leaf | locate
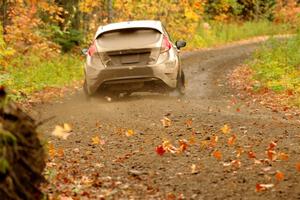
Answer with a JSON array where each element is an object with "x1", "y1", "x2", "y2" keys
[
  {"x1": 163, "y1": 140, "x2": 177, "y2": 154},
  {"x1": 254, "y1": 159, "x2": 262, "y2": 165},
  {"x1": 268, "y1": 141, "x2": 277, "y2": 150},
  {"x1": 95, "y1": 121, "x2": 102, "y2": 129},
  {"x1": 213, "y1": 150, "x2": 222, "y2": 160},
  {"x1": 275, "y1": 171, "x2": 284, "y2": 181},
  {"x1": 48, "y1": 143, "x2": 56, "y2": 159},
  {"x1": 191, "y1": 164, "x2": 198, "y2": 174},
  {"x1": 231, "y1": 160, "x2": 241, "y2": 168},
  {"x1": 125, "y1": 129, "x2": 135, "y2": 137},
  {"x1": 221, "y1": 124, "x2": 231, "y2": 134},
  {"x1": 185, "y1": 119, "x2": 193, "y2": 128},
  {"x1": 91, "y1": 136, "x2": 105, "y2": 145},
  {"x1": 267, "y1": 150, "x2": 277, "y2": 161},
  {"x1": 248, "y1": 151, "x2": 256, "y2": 159},
  {"x1": 200, "y1": 140, "x2": 208, "y2": 149},
  {"x1": 178, "y1": 139, "x2": 188, "y2": 152},
  {"x1": 166, "y1": 193, "x2": 176, "y2": 200},
  {"x1": 262, "y1": 166, "x2": 272, "y2": 172},
  {"x1": 296, "y1": 163, "x2": 300, "y2": 172},
  {"x1": 63, "y1": 123, "x2": 72, "y2": 132},
  {"x1": 161, "y1": 117, "x2": 171, "y2": 127},
  {"x1": 278, "y1": 152, "x2": 289, "y2": 161},
  {"x1": 156, "y1": 145, "x2": 166, "y2": 156},
  {"x1": 223, "y1": 162, "x2": 231, "y2": 167},
  {"x1": 236, "y1": 148, "x2": 244, "y2": 158},
  {"x1": 51, "y1": 125, "x2": 71, "y2": 140},
  {"x1": 189, "y1": 133, "x2": 196, "y2": 145},
  {"x1": 209, "y1": 135, "x2": 218, "y2": 147},
  {"x1": 59, "y1": 196, "x2": 73, "y2": 200},
  {"x1": 57, "y1": 148, "x2": 64, "y2": 157},
  {"x1": 256, "y1": 183, "x2": 274, "y2": 192},
  {"x1": 227, "y1": 134, "x2": 237, "y2": 146}
]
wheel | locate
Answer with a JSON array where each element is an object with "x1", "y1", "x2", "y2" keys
[{"x1": 176, "y1": 69, "x2": 185, "y2": 95}]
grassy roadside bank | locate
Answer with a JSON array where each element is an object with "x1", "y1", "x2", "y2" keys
[
  {"x1": 230, "y1": 31, "x2": 300, "y2": 110},
  {"x1": 189, "y1": 21, "x2": 293, "y2": 48},
  {"x1": 0, "y1": 54, "x2": 83, "y2": 101},
  {"x1": 250, "y1": 31, "x2": 300, "y2": 107},
  {"x1": 0, "y1": 21, "x2": 295, "y2": 101}
]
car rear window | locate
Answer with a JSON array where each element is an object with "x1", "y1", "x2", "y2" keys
[{"x1": 96, "y1": 28, "x2": 161, "y2": 50}]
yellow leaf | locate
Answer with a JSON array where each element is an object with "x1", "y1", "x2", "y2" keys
[
  {"x1": 191, "y1": 164, "x2": 197, "y2": 174},
  {"x1": 125, "y1": 129, "x2": 135, "y2": 137},
  {"x1": 91, "y1": 136, "x2": 105, "y2": 145},
  {"x1": 51, "y1": 125, "x2": 71, "y2": 140},
  {"x1": 161, "y1": 117, "x2": 171, "y2": 127},
  {"x1": 221, "y1": 124, "x2": 231, "y2": 134},
  {"x1": 63, "y1": 123, "x2": 72, "y2": 132}
]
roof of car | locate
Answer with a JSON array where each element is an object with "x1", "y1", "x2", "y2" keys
[{"x1": 95, "y1": 20, "x2": 164, "y2": 38}]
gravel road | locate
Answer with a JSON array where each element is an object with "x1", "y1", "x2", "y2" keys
[{"x1": 33, "y1": 41, "x2": 300, "y2": 200}]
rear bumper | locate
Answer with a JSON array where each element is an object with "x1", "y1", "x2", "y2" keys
[{"x1": 85, "y1": 63, "x2": 178, "y2": 94}]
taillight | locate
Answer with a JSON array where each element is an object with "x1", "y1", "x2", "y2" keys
[
  {"x1": 88, "y1": 41, "x2": 97, "y2": 56},
  {"x1": 160, "y1": 35, "x2": 171, "y2": 53}
]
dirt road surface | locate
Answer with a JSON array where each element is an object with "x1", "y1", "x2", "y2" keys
[{"x1": 32, "y1": 42, "x2": 300, "y2": 199}]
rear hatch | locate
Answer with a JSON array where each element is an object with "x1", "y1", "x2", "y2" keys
[{"x1": 96, "y1": 28, "x2": 162, "y2": 67}]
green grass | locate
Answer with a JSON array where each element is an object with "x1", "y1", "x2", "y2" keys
[
  {"x1": 189, "y1": 20, "x2": 293, "y2": 48},
  {"x1": 249, "y1": 32, "x2": 300, "y2": 106},
  {"x1": 0, "y1": 53, "x2": 83, "y2": 100}
]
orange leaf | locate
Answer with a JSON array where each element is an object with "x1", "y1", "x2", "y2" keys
[
  {"x1": 278, "y1": 152, "x2": 289, "y2": 161},
  {"x1": 185, "y1": 119, "x2": 193, "y2": 128},
  {"x1": 267, "y1": 150, "x2": 277, "y2": 161},
  {"x1": 125, "y1": 129, "x2": 135, "y2": 137},
  {"x1": 256, "y1": 183, "x2": 274, "y2": 192},
  {"x1": 178, "y1": 139, "x2": 188, "y2": 152},
  {"x1": 268, "y1": 141, "x2": 277, "y2": 150},
  {"x1": 236, "y1": 148, "x2": 244, "y2": 158},
  {"x1": 213, "y1": 150, "x2": 222, "y2": 160},
  {"x1": 256, "y1": 184, "x2": 264, "y2": 192},
  {"x1": 48, "y1": 143, "x2": 56, "y2": 159},
  {"x1": 166, "y1": 193, "x2": 176, "y2": 200},
  {"x1": 189, "y1": 134, "x2": 196, "y2": 145},
  {"x1": 296, "y1": 163, "x2": 300, "y2": 172},
  {"x1": 248, "y1": 151, "x2": 256, "y2": 159},
  {"x1": 227, "y1": 134, "x2": 236, "y2": 146},
  {"x1": 57, "y1": 148, "x2": 64, "y2": 157},
  {"x1": 275, "y1": 171, "x2": 284, "y2": 181},
  {"x1": 209, "y1": 135, "x2": 218, "y2": 147},
  {"x1": 156, "y1": 145, "x2": 166, "y2": 156}
]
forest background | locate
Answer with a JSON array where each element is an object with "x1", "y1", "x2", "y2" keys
[{"x1": 0, "y1": 0, "x2": 299, "y2": 100}]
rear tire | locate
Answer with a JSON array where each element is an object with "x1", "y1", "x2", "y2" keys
[{"x1": 176, "y1": 70, "x2": 185, "y2": 95}]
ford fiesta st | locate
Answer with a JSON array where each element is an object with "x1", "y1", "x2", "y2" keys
[{"x1": 82, "y1": 20, "x2": 186, "y2": 97}]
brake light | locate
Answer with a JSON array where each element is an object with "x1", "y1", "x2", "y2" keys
[
  {"x1": 160, "y1": 35, "x2": 171, "y2": 53},
  {"x1": 88, "y1": 41, "x2": 97, "y2": 56}
]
